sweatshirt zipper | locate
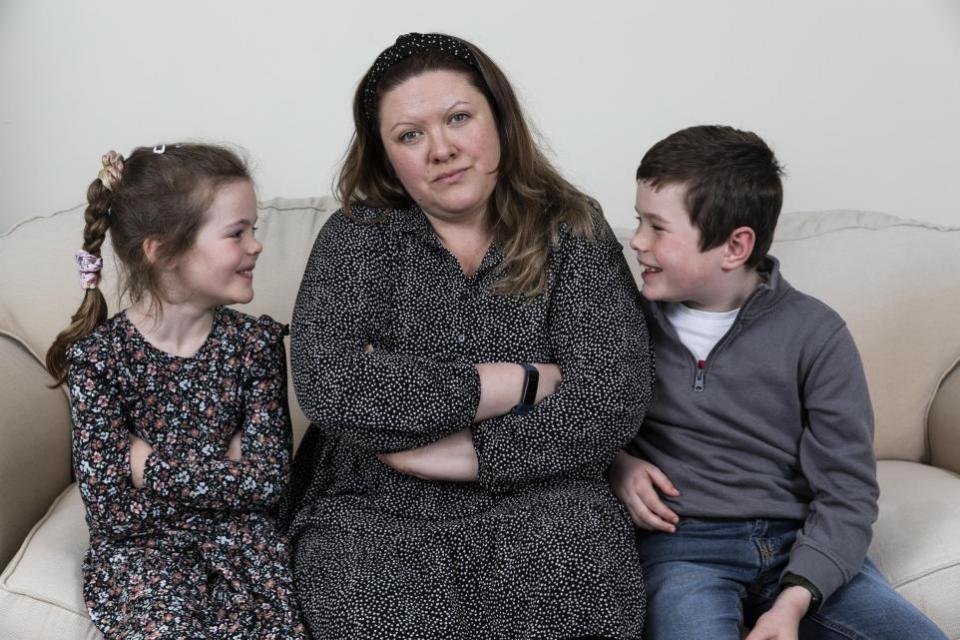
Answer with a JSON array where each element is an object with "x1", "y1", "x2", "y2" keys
[
  {"x1": 683, "y1": 283, "x2": 770, "y2": 393},
  {"x1": 694, "y1": 360, "x2": 706, "y2": 392}
]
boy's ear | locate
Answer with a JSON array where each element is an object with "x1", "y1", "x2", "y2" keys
[{"x1": 721, "y1": 226, "x2": 756, "y2": 270}]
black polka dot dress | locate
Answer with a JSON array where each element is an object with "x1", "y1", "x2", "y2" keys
[
  {"x1": 67, "y1": 308, "x2": 307, "y2": 639},
  {"x1": 287, "y1": 206, "x2": 654, "y2": 639}
]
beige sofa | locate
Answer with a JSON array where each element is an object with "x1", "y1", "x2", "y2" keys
[{"x1": 1, "y1": 198, "x2": 957, "y2": 638}]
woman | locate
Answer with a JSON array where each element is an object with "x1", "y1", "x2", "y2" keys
[{"x1": 287, "y1": 32, "x2": 653, "y2": 639}]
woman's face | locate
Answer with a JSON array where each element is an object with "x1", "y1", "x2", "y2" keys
[{"x1": 378, "y1": 69, "x2": 501, "y2": 225}]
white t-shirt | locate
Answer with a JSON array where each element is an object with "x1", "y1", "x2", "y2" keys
[{"x1": 663, "y1": 303, "x2": 739, "y2": 362}]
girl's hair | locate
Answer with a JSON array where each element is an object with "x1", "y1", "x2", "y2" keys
[
  {"x1": 45, "y1": 143, "x2": 250, "y2": 385},
  {"x1": 337, "y1": 34, "x2": 599, "y2": 297}
]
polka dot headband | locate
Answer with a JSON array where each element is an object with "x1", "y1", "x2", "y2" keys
[{"x1": 362, "y1": 33, "x2": 479, "y2": 124}]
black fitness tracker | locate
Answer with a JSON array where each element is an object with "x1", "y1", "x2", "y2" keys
[
  {"x1": 779, "y1": 572, "x2": 823, "y2": 616},
  {"x1": 511, "y1": 363, "x2": 539, "y2": 416}
]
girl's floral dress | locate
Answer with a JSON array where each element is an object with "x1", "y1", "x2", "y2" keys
[{"x1": 68, "y1": 306, "x2": 307, "y2": 639}]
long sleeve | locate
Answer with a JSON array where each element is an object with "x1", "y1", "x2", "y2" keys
[
  {"x1": 786, "y1": 324, "x2": 879, "y2": 603},
  {"x1": 141, "y1": 317, "x2": 293, "y2": 512},
  {"x1": 472, "y1": 224, "x2": 654, "y2": 493},
  {"x1": 68, "y1": 336, "x2": 176, "y2": 537},
  {"x1": 290, "y1": 210, "x2": 480, "y2": 452}
]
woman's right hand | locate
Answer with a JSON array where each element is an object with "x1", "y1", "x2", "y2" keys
[{"x1": 128, "y1": 434, "x2": 154, "y2": 489}]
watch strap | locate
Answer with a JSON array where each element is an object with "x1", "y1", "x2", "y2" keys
[
  {"x1": 511, "y1": 363, "x2": 539, "y2": 416},
  {"x1": 779, "y1": 572, "x2": 823, "y2": 616}
]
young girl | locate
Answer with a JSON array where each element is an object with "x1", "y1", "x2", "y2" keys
[{"x1": 46, "y1": 144, "x2": 307, "y2": 640}]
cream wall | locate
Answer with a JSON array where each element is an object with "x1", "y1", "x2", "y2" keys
[{"x1": 1, "y1": 0, "x2": 959, "y2": 234}]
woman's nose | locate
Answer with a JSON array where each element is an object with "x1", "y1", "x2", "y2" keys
[{"x1": 429, "y1": 130, "x2": 457, "y2": 162}]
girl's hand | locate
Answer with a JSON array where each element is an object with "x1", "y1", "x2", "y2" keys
[
  {"x1": 128, "y1": 434, "x2": 154, "y2": 489},
  {"x1": 226, "y1": 431, "x2": 242, "y2": 461}
]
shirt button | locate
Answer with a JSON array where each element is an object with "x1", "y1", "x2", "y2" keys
[{"x1": 457, "y1": 334, "x2": 466, "y2": 344}]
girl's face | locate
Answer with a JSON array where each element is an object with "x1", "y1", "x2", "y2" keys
[
  {"x1": 377, "y1": 69, "x2": 501, "y2": 226},
  {"x1": 170, "y1": 180, "x2": 262, "y2": 309}
]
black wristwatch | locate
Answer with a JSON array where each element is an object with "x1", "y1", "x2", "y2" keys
[
  {"x1": 511, "y1": 363, "x2": 539, "y2": 416},
  {"x1": 779, "y1": 573, "x2": 823, "y2": 616}
]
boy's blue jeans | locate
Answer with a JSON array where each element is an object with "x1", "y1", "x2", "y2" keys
[{"x1": 636, "y1": 518, "x2": 947, "y2": 640}]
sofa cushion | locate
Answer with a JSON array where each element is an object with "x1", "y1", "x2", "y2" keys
[
  {"x1": 0, "y1": 484, "x2": 100, "y2": 639},
  {"x1": 871, "y1": 460, "x2": 960, "y2": 638}
]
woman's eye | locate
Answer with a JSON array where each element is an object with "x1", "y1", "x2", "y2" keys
[
  {"x1": 399, "y1": 130, "x2": 421, "y2": 143},
  {"x1": 450, "y1": 112, "x2": 469, "y2": 124}
]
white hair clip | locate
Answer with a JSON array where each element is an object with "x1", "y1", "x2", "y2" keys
[{"x1": 153, "y1": 144, "x2": 166, "y2": 154}]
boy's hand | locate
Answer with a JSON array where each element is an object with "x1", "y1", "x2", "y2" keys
[
  {"x1": 744, "y1": 586, "x2": 811, "y2": 640},
  {"x1": 608, "y1": 450, "x2": 680, "y2": 532}
]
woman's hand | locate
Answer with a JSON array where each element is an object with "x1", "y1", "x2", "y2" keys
[
  {"x1": 226, "y1": 431, "x2": 242, "y2": 461},
  {"x1": 128, "y1": 434, "x2": 155, "y2": 489},
  {"x1": 378, "y1": 429, "x2": 479, "y2": 481}
]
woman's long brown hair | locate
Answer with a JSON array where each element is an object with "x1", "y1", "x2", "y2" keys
[{"x1": 337, "y1": 36, "x2": 604, "y2": 297}]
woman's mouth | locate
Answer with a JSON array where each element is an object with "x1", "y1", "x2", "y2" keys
[{"x1": 435, "y1": 168, "x2": 467, "y2": 184}]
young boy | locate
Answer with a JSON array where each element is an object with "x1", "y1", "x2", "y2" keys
[{"x1": 611, "y1": 125, "x2": 947, "y2": 639}]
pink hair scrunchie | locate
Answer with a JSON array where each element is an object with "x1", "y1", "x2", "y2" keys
[
  {"x1": 96, "y1": 150, "x2": 124, "y2": 192},
  {"x1": 75, "y1": 249, "x2": 103, "y2": 290}
]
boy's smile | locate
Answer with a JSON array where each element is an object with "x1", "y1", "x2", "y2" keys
[{"x1": 630, "y1": 180, "x2": 737, "y2": 312}]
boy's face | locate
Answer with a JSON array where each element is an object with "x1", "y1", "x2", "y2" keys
[{"x1": 629, "y1": 180, "x2": 729, "y2": 311}]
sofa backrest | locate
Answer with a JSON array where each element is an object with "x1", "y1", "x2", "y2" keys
[{"x1": 3, "y1": 202, "x2": 958, "y2": 461}]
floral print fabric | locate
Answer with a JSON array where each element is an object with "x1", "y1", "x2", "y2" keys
[{"x1": 68, "y1": 307, "x2": 306, "y2": 639}]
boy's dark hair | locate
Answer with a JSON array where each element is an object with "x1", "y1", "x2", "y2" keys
[{"x1": 636, "y1": 125, "x2": 783, "y2": 268}]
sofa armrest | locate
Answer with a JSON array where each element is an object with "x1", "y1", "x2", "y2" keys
[
  {"x1": 0, "y1": 335, "x2": 72, "y2": 569},
  {"x1": 927, "y1": 361, "x2": 960, "y2": 476}
]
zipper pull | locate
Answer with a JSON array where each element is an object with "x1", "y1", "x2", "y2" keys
[{"x1": 694, "y1": 359, "x2": 706, "y2": 392}]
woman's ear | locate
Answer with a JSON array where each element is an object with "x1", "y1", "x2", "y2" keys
[{"x1": 721, "y1": 226, "x2": 756, "y2": 271}]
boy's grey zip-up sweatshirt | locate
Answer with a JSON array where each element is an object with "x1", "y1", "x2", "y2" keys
[{"x1": 628, "y1": 256, "x2": 879, "y2": 603}]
